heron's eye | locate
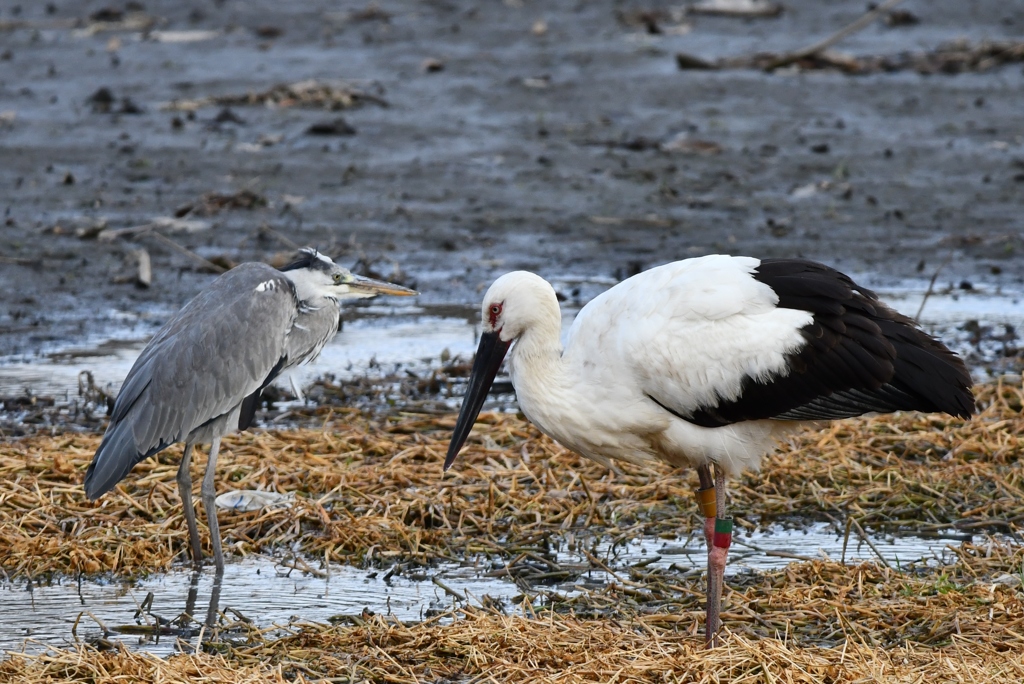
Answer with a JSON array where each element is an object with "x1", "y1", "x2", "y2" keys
[{"x1": 333, "y1": 273, "x2": 343, "y2": 283}]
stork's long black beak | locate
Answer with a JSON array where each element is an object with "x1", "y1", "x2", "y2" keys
[{"x1": 444, "y1": 331, "x2": 512, "y2": 471}]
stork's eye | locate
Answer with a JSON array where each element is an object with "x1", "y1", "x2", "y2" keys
[{"x1": 487, "y1": 302, "x2": 503, "y2": 326}]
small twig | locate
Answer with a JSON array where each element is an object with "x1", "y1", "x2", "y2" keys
[
  {"x1": 763, "y1": 0, "x2": 905, "y2": 71},
  {"x1": 431, "y1": 575, "x2": 467, "y2": 601},
  {"x1": 584, "y1": 549, "x2": 625, "y2": 582},
  {"x1": 277, "y1": 555, "x2": 328, "y2": 578},
  {"x1": 0, "y1": 255, "x2": 37, "y2": 266},
  {"x1": 730, "y1": 537, "x2": 819, "y2": 562},
  {"x1": 259, "y1": 223, "x2": 300, "y2": 250},
  {"x1": 849, "y1": 518, "x2": 893, "y2": 570},
  {"x1": 146, "y1": 231, "x2": 227, "y2": 273},
  {"x1": 914, "y1": 255, "x2": 953, "y2": 324},
  {"x1": 842, "y1": 517, "x2": 853, "y2": 564}
]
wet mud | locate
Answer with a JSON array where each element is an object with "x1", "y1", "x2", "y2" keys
[{"x1": 1, "y1": 0, "x2": 1023, "y2": 360}]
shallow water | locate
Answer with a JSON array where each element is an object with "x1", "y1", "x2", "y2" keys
[{"x1": 0, "y1": 523, "x2": 971, "y2": 657}]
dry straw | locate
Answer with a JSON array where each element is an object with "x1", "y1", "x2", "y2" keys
[
  {"x1": 1, "y1": 383, "x2": 1020, "y2": 578},
  {"x1": 1, "y1": 381, "x2": 1023, "y2": 681}
]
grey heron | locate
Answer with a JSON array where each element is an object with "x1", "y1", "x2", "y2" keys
[
  {"x1": 444, "y1": 256, "x2": 973, "y2": 646},
  {"x1": 84, "y1": 247, "x2": 416, "y2": 574}
]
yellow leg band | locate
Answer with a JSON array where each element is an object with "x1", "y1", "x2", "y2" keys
[{"x1": 695, "y1": 487, "x2": 717, "y2": 518}]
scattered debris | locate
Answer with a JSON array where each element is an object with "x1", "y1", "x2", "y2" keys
[
  {"x1": 661, "y1": 133, "x2": 723, "y2": 155},
  {"x1": 615, "y1": 8, "x2": 690, "y2": 34},
  {"x1": 165, "y1": 79, "x2": 388, "y2": 112},
  {"x1": 305, "y1": 117, "x2": 356, "y2": 136},
  {"x1": 521, "y1": 75, "x2": 551, "y2": 89},
  {"x1": 677, "y1": 39, "x2": 1024, "y2": 75},
  {"x1": 86, "y1": 87, "x2": 116, "y2": 113},
  {"x1": 134, "y1": 248, "x2": 151, "y2": 288},
  {"x1": 688, "y1": 0, "x2": 783, "y2": 18},
  {"x1": 252, "y1": 26, "x2": 283, "y2": 39},
  {"x1": 326, "y1": 3, "x2": 393, "y2": 25},
  {"x1": 213, "y1": 107, "x2": 246, "y2": 125},
  {"x1": 675, "y1": 52, "x2": 716, "y2": 70},
  {"x1": 147, "y1": 30, "x2": 220, "y2": 43},
  {"x1": 174, "y1": 190, "x2": 268, "y2": 217},
  {"x1": 96, "y1": 216, "x2": 211, "y2": 241},
  {"x1": 86, "y1": 87, "x2": 144, "y2": 114},
  {"x1": 215, "y1": 489, "x2": 296, "y2": 512},
  {"x1": 674, "y1": 0, "x2": 1022, "y2": 74},
  {"x1": 72, "y1": 10, "x2": 156, "y2": 37},
  {"x1": 421, "y1": 57, "x2": 445, "y2": 73},
  {"x1": 885, "y1": 9, "x2": 920, "y2": 27}
]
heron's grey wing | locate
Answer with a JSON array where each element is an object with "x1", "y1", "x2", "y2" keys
[
  {"x1": 237, "y1": 287, "x2": 343, "y2": 429},
  {"x1": 85, "y1": 263, "x2": 299, "y2": 498}
]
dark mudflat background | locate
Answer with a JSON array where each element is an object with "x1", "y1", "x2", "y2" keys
[{"x1": 1, "y1": 0, "x2": 1023, "y2": 358}]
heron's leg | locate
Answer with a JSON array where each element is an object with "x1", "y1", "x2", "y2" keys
[
  {"x1": 176, "y1": 442, "x2": 204, "y2": 569},
  {"x1": 201, "y1": 437, "x2": 225, "y2": 576},
  {"x1": 204, "y1": 572, "x2": 223, "y2": 635},
  {"x1": 179, "y1": 569, "x2": 201, "y2": 627},
  {"x1": 705, "y1": 465, "x2": 732, "y2": 648}
]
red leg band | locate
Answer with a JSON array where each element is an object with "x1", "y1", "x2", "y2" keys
[{"x1": 713, "y1": 517, "x2": 733, "y2": 549}]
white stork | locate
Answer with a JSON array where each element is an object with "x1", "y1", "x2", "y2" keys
[{"x1": 444, "y1": 255, "x2": 974, "y2": 646}]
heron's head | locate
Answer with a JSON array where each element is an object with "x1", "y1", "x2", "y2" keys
[{"x1": 280, "y1": 248, "x2": 417, "y2": 301}]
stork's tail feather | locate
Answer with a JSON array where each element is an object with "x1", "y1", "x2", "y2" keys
[{"x1": 881, "y1": 317, "x2": 975, "y2": 419}]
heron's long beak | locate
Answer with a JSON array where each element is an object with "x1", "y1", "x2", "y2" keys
[
  {"x1": 444, "y1": 331, "x2": 512, "y2": 471},
  {"x1": 346, "y1": 274, "x2": 418, "y2": 297}
]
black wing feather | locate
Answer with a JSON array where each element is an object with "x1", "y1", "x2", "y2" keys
[
  {"x1": 238, "y1": 354, "x2": 289, "y2": 431},
  {"x1": 686, "y1": 259, "x2": 974, "y2": 427}
]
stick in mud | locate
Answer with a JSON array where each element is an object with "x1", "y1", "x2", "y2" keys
[{"x1": 762, "y1": 0, "x2": 907, "y2": 71}]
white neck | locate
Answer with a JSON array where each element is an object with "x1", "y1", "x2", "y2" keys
[
  {"x1": 508, "y1": 306, "x2": 568, "y2": 408},
  {"x1": 283, "y1": 269, "x2": 329, "y2": 305}
]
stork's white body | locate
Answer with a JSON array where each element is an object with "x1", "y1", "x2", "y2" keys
[
  {"x1": 508, "y1": 256, "x2": 810, "y2": 476},
  {"x1": 446, "y1": 254, "x2": 972, "y2": 646}
]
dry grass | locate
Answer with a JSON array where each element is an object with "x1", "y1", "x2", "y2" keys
[
  {"x1": 1, "y1": 382, "x2": 1020, "y2": 578},
  {"x1": 4, "y1": 605, "x2": 1024, "y2": 683},
  {"x1": 1, "y1": 381, "x2": 1023, "y2": 682}
]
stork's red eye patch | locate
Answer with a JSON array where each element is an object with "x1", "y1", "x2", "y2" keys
[{"x1": 488, "y1": 303, "x2": 503, "y2": 327}]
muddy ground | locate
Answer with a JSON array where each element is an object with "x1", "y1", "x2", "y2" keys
[{"x1": 0, "y1": 0, "x2": 1022, "y2": 359}]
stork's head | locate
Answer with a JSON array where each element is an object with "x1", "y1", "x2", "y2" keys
[
  {"x1": 445, "y1": 271, "x2": 560, "y2": 471},
  {"x1": 280, "y1": 248, "x2": 417, "y2": 301},
  {"x1": 480, "y1": 271, "x2": 561, "y2": 342}
]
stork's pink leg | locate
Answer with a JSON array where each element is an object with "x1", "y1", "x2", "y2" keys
[
  {"x1": 695, "y1": 464, "x2": 721, "y2": 646},
  {"x1": 705, "y1": 466, "x2": 732, "y2": 648}
]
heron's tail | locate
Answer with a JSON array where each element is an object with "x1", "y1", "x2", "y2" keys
[{"x1": 84, "y1": 421, "x2": 147, "y2": 499}]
